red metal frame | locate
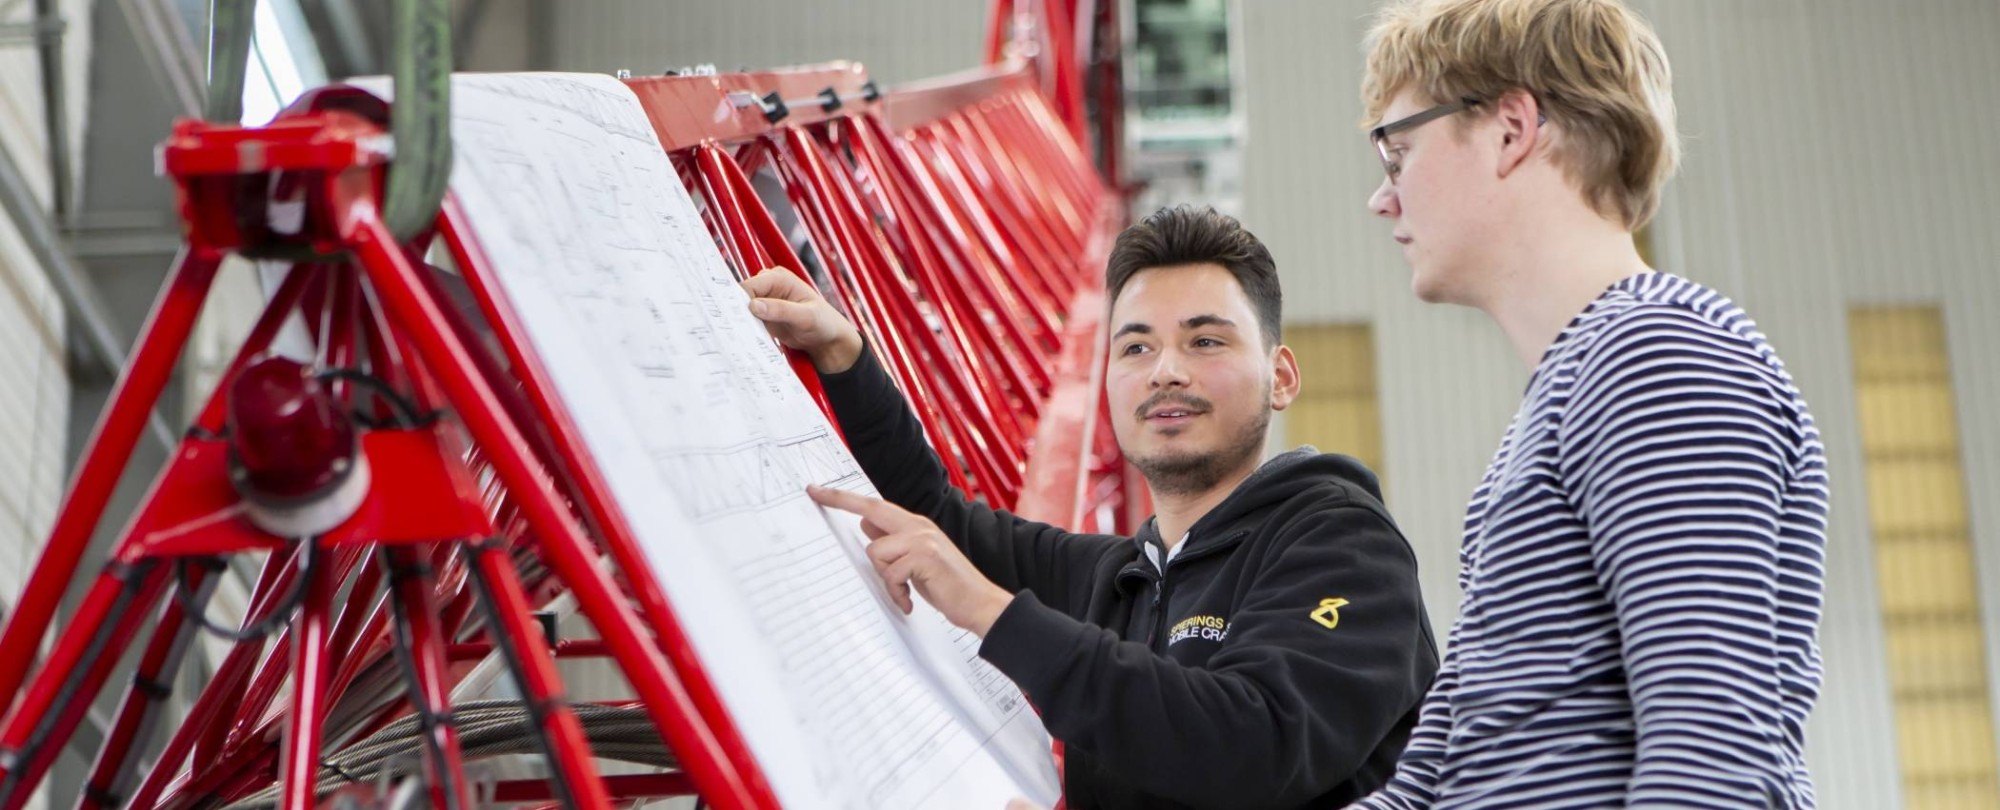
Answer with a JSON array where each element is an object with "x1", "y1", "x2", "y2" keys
[
  {"x1": 984, "y1": 0, "x2": 1122, "y2": 187},
  {"x1": 838, "y1": 118, "x2": 1035, "y2": 446},
  {"x1": 0, "y1": 246, "x2": 224, "y2": 713},
  {"x1": 685, "y1": 144, "x2": 840, "y2": 430},
  {"x1": 432, "y1": 194, "x2": 778, "y2": 809},
  {"x1": 381, "y1": 544, "x2": 474, "y2": 809},
  {"x1": 669, "y1": 60, "x2": 1142, "y2": 532},
  {"x1": 775, "y1": 125, "x2": 1015, "y2": 501},
  {"x1": 0, "y1": 57, "x2": 1125, "y2": 809},
  {"x1": 986, "y1": 0, "x2": 1088, "y2": 149}
]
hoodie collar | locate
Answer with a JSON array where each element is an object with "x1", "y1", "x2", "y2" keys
[{"x1": 1125, "y1": 446, "x2": 1383, "y2": 563}]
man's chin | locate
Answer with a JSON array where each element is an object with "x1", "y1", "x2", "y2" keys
[
  {"x1": 1410, "y1": 269, "x2": 1449, "y2": 303},
  {"x1": 1130, "y1": 447, "x2": 1236, "y2": 497},
  {"x1": 1132, "y1": 444, "x2": 1205, "y2": 469},
  {"x1": 1125, "y1": 407, "x2": 1271, "y2": 497},
  {"x1": 1132, "y1": 427, "x2": 1212, "y2": 459},
  {"x1": 1411, "y1": 266, "x2": 1481, "y2": 306}
]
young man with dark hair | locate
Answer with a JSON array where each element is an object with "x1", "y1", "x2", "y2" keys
[
  {"x1": 1354, "y1": 1, "x2": 1828, "y2": 807},
  {"x1": 744, "y1": 205, "x2": 1438, "y2": 809}
]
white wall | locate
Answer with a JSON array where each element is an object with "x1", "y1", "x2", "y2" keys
[{"x1": 1241, "y1": 2, "x2": 2000, "y2": 807}]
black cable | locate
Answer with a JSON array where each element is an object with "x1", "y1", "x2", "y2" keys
[
  {"x1": 167, "y1": 367, "x2": 424, "y2": 641},
  {"x1": 0, "y1": 560, "x2": 158, "y2": 807},
  {"x1": 174, "y1": 538, "x2": 312, "y2": 643},
  {"x1": 314, "y1": 368, "x2": 437, "y2": 429},
  {"x1": 220, "y1": 700, "x2": 681, "y2": 809},
  {"x1": 462, "y1": 539, "x2": 582, "y2": 810},
  {"x1": 379, "y1": 548, "x2": 468, "y2": 810},
  {"x1": 172, "y1": 372, "x2": 393, "y2": 642}
]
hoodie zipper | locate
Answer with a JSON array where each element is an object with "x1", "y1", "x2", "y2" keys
[{"x1": 1142, "y1": 531, "x2": 1245, "y2": 649}]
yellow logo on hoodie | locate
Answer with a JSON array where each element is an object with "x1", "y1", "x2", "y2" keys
[
  {"x1": 1168, "y1": 615, "x2": 1229, "y2": 646},
  {"x1": 1310, "y1": 598, "x2": 1350, "y2": 629}
]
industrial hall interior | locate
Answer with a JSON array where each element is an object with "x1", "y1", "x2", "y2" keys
[{"x1": 0, "y1": 0, "x2": 1995, "y2": 808}]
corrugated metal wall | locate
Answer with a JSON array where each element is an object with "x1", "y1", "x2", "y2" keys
[
  {"x1": 0, "y1": 6, "x2": 90, "y2": 805},
  {"x1": 550, "y1": 0, "x2": 988, "y2": 84},
  {"x1": 0, "y1": 205, "x2": 68, "y2": 623},
  {"x1": 0, "y1": 0, "x2": 88, "y2": 627},
  {"x1": 1240, "y1": 0, "x2": 1526, "y2": 669},
  {"x1": 1243, "y1": 2, "x2": 2000, "y2": 807}
]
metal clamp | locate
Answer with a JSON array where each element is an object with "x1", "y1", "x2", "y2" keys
[{"x1": 758, "y1": 91, "x2": 790, "y2": 123}]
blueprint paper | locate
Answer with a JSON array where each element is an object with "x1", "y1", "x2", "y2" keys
[{"x1": 352, "y1": 73, "x2": 1057, "y2": 809}]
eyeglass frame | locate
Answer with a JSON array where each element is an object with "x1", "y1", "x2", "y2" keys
[{"x1": 1369, "y1": 97, "x2": 1482, "y2": 184}]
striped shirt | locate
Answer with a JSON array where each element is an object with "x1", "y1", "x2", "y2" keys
[{"x1": 1355, "y1": 272, "x2": 1827, "y2": 809}]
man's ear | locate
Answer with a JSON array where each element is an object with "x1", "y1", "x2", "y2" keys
[
  {"x1": 1270, "y1": 344, "x2": 1301, "y2": 411},
  {"x1": 1494, "y1": 88, "x2": 1543, "y2": 178}
]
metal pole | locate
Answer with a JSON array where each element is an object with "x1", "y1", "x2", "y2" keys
[
  {"x1": 31, "y1": 0, "x2": 70, "y2": 221},
  {"x1": 114, "y1": 0, "x2": 206, "y2": 117}
]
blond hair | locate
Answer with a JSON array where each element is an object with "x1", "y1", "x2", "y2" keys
[{"x1": 1361, "y1": 0, "x2": 1679, "y2": 230}]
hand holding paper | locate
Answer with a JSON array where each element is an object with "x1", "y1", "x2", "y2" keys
[{"x1": 742, "y1": 268, "x2": 865, "y2": 374}]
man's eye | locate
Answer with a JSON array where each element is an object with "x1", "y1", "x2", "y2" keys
[
  {"x1": 1121, "y1": 343, "x2": 1149, "y2": 356},
  {"x1": 1194, "y1": 337, "x2": 1222, "y2": 348}
]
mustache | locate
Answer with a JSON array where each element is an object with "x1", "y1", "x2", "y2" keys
[{"x1": 1135, "y1": 392, "x2": 1214, "y2": 420}]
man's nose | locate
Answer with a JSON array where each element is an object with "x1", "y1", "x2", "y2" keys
[
  {"x1": 1148, "y1": 350, "x2": 1191, "y2": 389},
  {"x1": 1369, "y1": 177, "x2": 1399, "y2": 219}
]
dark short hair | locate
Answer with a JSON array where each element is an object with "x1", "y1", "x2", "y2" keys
[{"x1": 1105, "y1": 205, "x2": 1282, "y2": 348}]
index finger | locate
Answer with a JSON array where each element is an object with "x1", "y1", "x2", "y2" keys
[{"x1": 807, "y1": 485, "x2": 924, "y2": 533}]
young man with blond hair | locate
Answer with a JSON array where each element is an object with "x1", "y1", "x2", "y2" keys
[{"x1": 1355, "y1": 0, "x2": 1827, "y2": 807}]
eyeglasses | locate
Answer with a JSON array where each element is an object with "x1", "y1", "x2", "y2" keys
[{"x1": 1370, "y1": 97, "x2": 1481, "y2": 184}]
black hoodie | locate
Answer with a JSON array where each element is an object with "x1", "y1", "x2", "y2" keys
[{"x1": 822, "y1": 348, "x2": 1439, "y2": 809}]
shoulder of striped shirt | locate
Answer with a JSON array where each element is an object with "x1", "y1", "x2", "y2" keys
[
  {"x1": 1552, "y1": 296, "x2": 1815, "y2": 468},
  {"x1": 1562, "y1": 296, "x2": 1774, "y2": 384}
]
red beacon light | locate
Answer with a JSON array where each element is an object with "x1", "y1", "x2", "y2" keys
[{"x1": 225, "y1": 355, "x2": 371, "y2": 537}]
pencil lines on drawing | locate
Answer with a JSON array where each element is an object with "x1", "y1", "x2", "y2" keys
[{"x1": 653, "y1": 431, "x2": 864, "y2": 520}]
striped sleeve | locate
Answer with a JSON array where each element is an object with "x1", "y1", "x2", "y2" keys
[
  {"x1": 1350, "y1": 656, "x2": 1453, "y2": 809},
  {"x1": 1558, "y1": 307, "x2": 1799, "y2": 807}
]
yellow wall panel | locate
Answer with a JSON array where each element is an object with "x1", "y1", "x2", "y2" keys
[
  {"x1": 1851, "y1": 305, "x2": 1996, "y2": 809},
  {"x1": 1876, "y1": 540, "x2": 1981, "y2": 617},
  {"x1": 1292, "y1": 324, "x2": 1377, "y2": 397},
  {"x1": 1902, "y1": 781, "x2": 2000, "y2": 810},
  {"x1": 1854, "y1": 382, "x2": 1961, "y2": 454},
  {"x1": 1888, "y1": 621, "x2": 1993, "y2": 695},
  {"x1": 1898, "y1": 696, "x2": 1999, "y2": 779},
  {"x1": 1286, "y1": 324, "x2": 1384, "y2": 478},
  {"x1": 1851, "y1": 307, "x2": 1952, "y2": 380},
  {"x1": 1865, "y1": 461, "x2": 1971, "y2": 535}
]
